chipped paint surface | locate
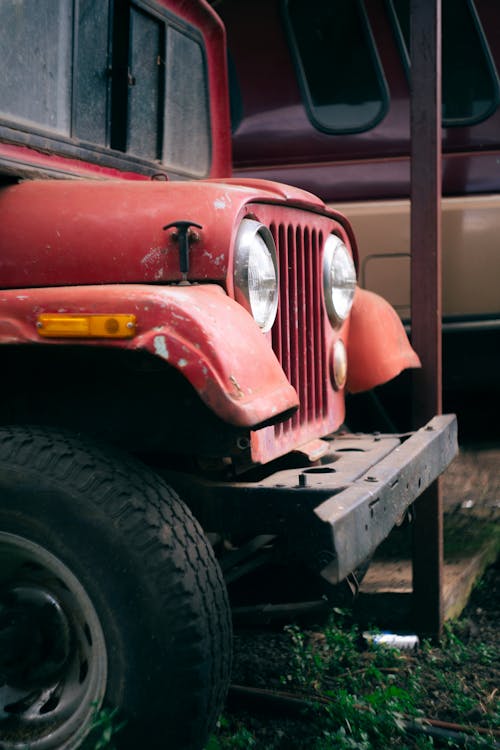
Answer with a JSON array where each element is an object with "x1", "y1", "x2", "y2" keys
[
  {"x1": 229, "y1": 374, "x2": 244, "y2": 398},
  {"x1": 153, "y1": 334, "x2": 169, "y2": 360},
  {"x1": 0, "y1": 283, "x2": 300, "y2": 436},
  {"x1": 202, "y1": 249, "x2": 223, "y2": 266},
  {"x1": 214, "y1": 191, "x2": 233, "y2": 211},
  {"x1": 171, "y1": 311, "x2": 188, "y2": 322},
  {"x1": 141, "y1": 247, "x2": 165, "y2": 267}
]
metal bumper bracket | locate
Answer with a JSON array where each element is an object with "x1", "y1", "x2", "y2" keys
[{"x1": 315, "y1": 414, "x2": 458, "y2": 582}]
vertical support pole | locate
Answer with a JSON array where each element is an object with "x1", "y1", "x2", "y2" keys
[{"x1": 410, "y1": 0, "x2": 443, "y2": 638}]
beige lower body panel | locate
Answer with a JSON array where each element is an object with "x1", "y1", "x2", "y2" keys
[{"x1": 332, "y1": 194, "x2": 500, "y2": 321}]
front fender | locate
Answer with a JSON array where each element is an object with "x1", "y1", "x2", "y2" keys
[
  {"x1": 346, "y1": 288, "x2": 421, "y2": 393},
  {"x1": 133, "y1": 286, "x2": 300, "y2": 427},
  {"x1": 0, "y1": 284, "x2": 298, "y2": 428}
]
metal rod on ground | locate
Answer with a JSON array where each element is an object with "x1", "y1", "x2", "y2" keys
[
  {"x1": 410, "y1": 0, "x2": 444, "y2": 639},
  {"x1": 228, "y1": 685, "x2": 500, "y2": 747}
]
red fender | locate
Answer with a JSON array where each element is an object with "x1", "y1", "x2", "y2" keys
[
  {"x1": 346, "y1": 288, "x2": 421, "y2": 393},
  {"x1": 0, "y1": 284, "x2": 299, "y2": 428}
]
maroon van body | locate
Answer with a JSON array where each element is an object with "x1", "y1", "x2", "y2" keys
[{"x1": 220, "y1": 0, "x2": 500, "y2": 398}]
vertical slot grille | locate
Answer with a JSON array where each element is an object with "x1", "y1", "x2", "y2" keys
[{"x1": 271, "y1": 222, "x2": 328, "y2": 438}]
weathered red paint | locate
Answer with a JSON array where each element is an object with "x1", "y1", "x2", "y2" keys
[
  {"x1": 0, "y1": 0, "x2": 459, "y2": 621},
  {"x1": 0, "y1": 176, "x2": 417, "y2": 437},
  {"x1": 211, "y1": 177, "x2": 360, "y2": 267},
  {"x1": 209, "y1": 177, "x2": 326, "y2": 210},
  {"x1": 0, "y1": 179, "x2": 331, "y2": 289},
  {"x1": 346, "y1": 288, "x2": 421, "y2": 394},
  {"x1": 0, "y1": 284, "x2": 298, "y2": 428},
  {"x1": 0, "y1": 142, "x2": 151, "y2": 182}
]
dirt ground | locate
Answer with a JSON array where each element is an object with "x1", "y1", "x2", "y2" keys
[
  {"x1": 224, "y1": 559, "x2": 499, "y2": 748},
  {"x1": 442, "y1": 443, "x2": 500, "y2": 519},
  {"x1": 218, "y1": 440, "x2": 500, "y2": 748}
]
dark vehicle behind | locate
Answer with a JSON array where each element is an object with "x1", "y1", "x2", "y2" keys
[{"x1": 220, "y1": 0, "x2": 500, "y2": 406}]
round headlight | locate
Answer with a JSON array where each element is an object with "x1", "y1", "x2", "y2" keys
[
  {"x1": 234, "y1": 219, "x2": 279, "y2": 333},
  {"x1": 323, "y1": 234, "x2": 356, "y2": 327}
]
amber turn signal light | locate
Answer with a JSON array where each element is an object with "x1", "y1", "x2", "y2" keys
[{"x1": 36, "y1": 314, "x2": 136, "y2": 338}]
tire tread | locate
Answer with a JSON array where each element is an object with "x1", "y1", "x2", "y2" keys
[{"x1": 0, "y1": 425, "x2": 231, "y2": 749}]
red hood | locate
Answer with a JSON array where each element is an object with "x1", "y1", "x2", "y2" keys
[{"x1": 0, "y1": 178, "x2": 336, "y2": 290}]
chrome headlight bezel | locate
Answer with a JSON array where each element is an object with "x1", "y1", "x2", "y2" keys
[
  {"x1": 233, "y1": 218, "x2": 279, "y2": 333},
  {"x1": 323, "y1": 234, "x2": 357, "y2": 327}
]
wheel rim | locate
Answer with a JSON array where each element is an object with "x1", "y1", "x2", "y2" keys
[{"x1": 0, "y1": 532, "x2": 107, "y2": 749}]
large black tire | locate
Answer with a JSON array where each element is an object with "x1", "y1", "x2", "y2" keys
[{"x1": 0, "y1": 426, "x2": 231, "y2": 750}]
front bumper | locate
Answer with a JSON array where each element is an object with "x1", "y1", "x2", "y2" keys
[{"x1": 169, "y1": 414, "x2": 458, "y2": 583}]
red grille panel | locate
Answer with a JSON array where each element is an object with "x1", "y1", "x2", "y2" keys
[
  {"x1": 247, "y1": 204, "x2": 348, "y2": 465},
  {"x1": 271, "y1": 222, "x2": 329, "y2": 438}
]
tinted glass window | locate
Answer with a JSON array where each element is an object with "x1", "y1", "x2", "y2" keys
[
  {"x1": 285, "y1": 0, "x2": 389, "y2": 133},
  {"x1": 389, "y1": 0, "x2": 500, "y2": 126},
  {"x1": 129, "y1": 7, "x2": 164, "y2": 160},
  {"x1": 74, "y1": 0, "x2": 111, "y2": 146},
  {"x1": 0, "y1": 0, "x2": 72, "y2": 135},
  {"x1": 163, "y1": 27, "x2": 210, "y2": 176}
]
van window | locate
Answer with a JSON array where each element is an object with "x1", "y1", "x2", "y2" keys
[
  {"x1": 284, "y1": 0, "x2": 389, "y2": 134},
  {"x1": 0, "y1": 0, "x2": 211, "y2": 178},
  {"x1": 389, "y1": 0, "x2": 500, "y2": 127}
]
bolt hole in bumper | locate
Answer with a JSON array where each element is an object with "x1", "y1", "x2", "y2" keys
[{"x1": 167, "y1": 415, "x2": 458, "y2": 584}]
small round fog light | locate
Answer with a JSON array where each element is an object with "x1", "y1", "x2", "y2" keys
[{"x1": 331, "y1": 339, "x2": 347, "y2": 390}]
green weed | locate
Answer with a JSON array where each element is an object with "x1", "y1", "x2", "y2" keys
[
  {"x1": 210, "y1": 592, "x2": 499, "y2": 749},
  {"x1": 86, "y1": 706, "x2": 126, "y2": 750},
  {"x1": 206, "y1": 716, "x2": 257, "y2": 749}
]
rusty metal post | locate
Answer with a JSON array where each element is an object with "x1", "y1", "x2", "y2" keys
[{"x1": 410, "y1": 0, "x2": 443, "y2": 638}]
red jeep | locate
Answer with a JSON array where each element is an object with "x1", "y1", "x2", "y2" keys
[{"x1": 0, "y1": 1, "x2": 456, "y2": 749}]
